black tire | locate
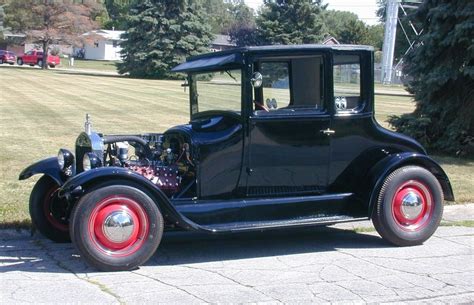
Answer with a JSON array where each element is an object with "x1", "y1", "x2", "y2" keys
[
  {"x1": 37, "y1": 59, "x2": 43, "y2": 67},
  {"x1": 49, "y1": 64, "x2": 55, "y2": 68},
  {"x1": 0, "y1": 59, "x2": 3, "y2": 64},
  {"x1": 17, "y1": 58, "x2": 23, "y2": 65},
  {"x1": 29, "y1": 176, "x2": 70, "y2": 242},
  {"x1": 70, "y1": 184, "x2": 163, "y2": 271},
  {"x1": 372, "y1": 166, "x2": 444, "y2": 246}
]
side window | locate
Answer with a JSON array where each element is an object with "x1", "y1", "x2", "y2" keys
[
  {"x1": 26, "y1": 51, "x2": 34, "y2": 55},
  {"x1": 254, "y1": 56, "x2": 324, "y2": 114},
  {"x1": 333, "y1": 55, "x2": 362, "y2": 112},
  {"x1": 260, "y1": 62, "x2": 291, "y2": 111}
]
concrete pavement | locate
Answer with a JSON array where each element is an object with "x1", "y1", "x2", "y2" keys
[{"x1": 1, "y1": 204, "x2": 473, "y2": 304}]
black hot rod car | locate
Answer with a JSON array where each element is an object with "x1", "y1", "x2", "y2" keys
[{"x1": 20, "y1": 45, "x2": 454, "y2": 271}]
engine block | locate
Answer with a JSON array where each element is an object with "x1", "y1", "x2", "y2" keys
[{"x1": 129, "y1": 165, "x2": 181, "y2": 195}]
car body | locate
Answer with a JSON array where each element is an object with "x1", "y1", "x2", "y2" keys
[
  {"x1": 20, "y1": 45, "x2": 454, "y2": 271},
  {"x1": 0, "y1": 50, "x2": 16, "y2": 64},
  {"x1": 17, "y1": 49, "x2": 60, "y2": 68}
]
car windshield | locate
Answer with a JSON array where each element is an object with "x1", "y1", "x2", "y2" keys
[{"x1": 191, "y1": 69, "x2": 241, "y2": 115}]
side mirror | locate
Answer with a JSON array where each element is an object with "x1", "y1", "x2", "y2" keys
[{"x1": 250, "y1": 72, "x2": 263, "y2": 88}]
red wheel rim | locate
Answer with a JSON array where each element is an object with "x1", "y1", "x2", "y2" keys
[
  {"x1": 88, "y1": 196, "x2": 149, "y2": 257},
  {"x1": 391, "y1": 180, "x2": 433, "y2": 231},
  {"x1": 43, "y1": 187, "x2": 68, "y2": 232}
]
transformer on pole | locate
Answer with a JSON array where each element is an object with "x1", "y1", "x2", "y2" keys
[{"x1": 381, "y1": 0, "x2": 399, "y2": 84}]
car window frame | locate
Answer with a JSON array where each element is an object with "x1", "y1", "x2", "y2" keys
[
  {"x1": 250, "y1": 53, "x2": 330, "y2": 118},
  {"x1": 331, "y1": 51, "x2": 371, "y2": 116}
]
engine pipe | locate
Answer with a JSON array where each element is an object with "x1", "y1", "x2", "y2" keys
[{"x1": 102, "y1": 135, "x2": 152, "y2": 157}]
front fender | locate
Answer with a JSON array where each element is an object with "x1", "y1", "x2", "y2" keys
[
  {"x1": 367, "y1": 152, "x2": 455, "y2": 216},
  {"x1": 19, "y1": 157, "x2": 65, "y2": 185},
  {"x1": 58, "y1": 167, "x2": 202, "y2": 231}
]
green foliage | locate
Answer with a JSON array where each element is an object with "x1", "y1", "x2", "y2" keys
[
  {"x1": 103, "y1": 0, "x2": 136, "y2": 30},
  {"x1": 366, "y1": 24, "x2": 384, "y2": 50},
  {"x1": 118, "y1": 0, "x2": 213, "y2": 79},
  {"x1": 257, "y1": 0, "x2": 326, "y2": 45},
  {"x1": 323, "y1": 10, "x2": 383, "y2": 48},
  {"x1": 199, "y1": 0, "x2": 256, "y2": 36},
  {"x1": 388, "y1": 0, "x2": 474, "y2": 156},
  {"x1": 227, "y1": 2, "x2": 258, "y2": 46}
]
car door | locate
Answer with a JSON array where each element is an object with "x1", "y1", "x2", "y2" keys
[{"x1": 245, "y1": 55, "x2": 332, "y2": 220}]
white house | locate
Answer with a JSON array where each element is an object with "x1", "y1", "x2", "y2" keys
[{"x1": 81, "y1": 30, "x2": 125, "y2": 61}]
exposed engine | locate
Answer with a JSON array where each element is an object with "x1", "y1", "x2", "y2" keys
[
  {"x1": 76, "y1": 115, "x2": 196, "y2": 198},
  {"x1": 102, "y1": 133, "x2": 195, "y2": 196}
]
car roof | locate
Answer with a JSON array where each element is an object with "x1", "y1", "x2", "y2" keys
[{"x1": 172, "y1": 44, "x2": 373, "y2": 73}]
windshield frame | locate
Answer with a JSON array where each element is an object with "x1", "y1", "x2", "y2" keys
[{"x1": 189, "y1": 68, "x2": 243, "y2": 119}]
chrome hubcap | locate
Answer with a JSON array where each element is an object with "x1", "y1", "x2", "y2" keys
[
  {"x1": 102, "y1": 211, "x2": 135, "y2": 243},
  {"x1": 401, "y1": 192, "x2": 424, "y2": 220}
]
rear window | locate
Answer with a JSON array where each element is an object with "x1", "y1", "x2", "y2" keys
[{"x1": 333, "y1": 55, "x2": 362, "y2": 112}]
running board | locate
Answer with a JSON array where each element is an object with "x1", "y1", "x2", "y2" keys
[{"x1": 200, "y1": 215, "x2": 368, "y2": 233}]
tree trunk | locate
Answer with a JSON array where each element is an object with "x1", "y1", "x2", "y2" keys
[{"x1": 42, "y1": 41, "x2": 49, "y2": 70}]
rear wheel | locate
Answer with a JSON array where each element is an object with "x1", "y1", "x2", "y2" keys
[
  {"x1": 0, "y1": 59, "x2": 4, "y2": 64},
  {"x1": 372, "y1": 166, "x2": 443, "y2": 246},
  {"x1": 17, "y1": 58, "x2": 23, "y2": 65},
  {"x1": 29, "y1": 176, "x2": 70, "y2": 242},
  {"x1": 70, "y1": 184, "x2": 163, "y2": 271}
]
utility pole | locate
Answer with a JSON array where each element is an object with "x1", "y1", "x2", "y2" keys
[{"x1": 381, "y1": 0, "x2": 399, "y2": 84}]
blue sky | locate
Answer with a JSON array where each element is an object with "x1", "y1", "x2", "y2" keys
[{"x1": 244, "y1": 0, "x2": 380, "y2": 25}]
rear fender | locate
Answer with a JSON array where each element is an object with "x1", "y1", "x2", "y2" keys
[
  {"x1": 366, "y1": 152, "x2": 455, "y2": 217},
  {"x1": 58, "y1": 167, "x2": 201, "y2": 231},
  {"x1": 19, "y1": 157, "x2": 65, "y2": 185}
]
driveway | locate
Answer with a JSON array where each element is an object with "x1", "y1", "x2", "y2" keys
[{"x1": 1, "y1": 224, "x2": 473, "y2": 304}]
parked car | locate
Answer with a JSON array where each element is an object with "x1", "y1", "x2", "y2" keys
[
  {"x1": 19, "y1": 45, "x2": 454, "y2": 271},
  {"x1": 0, "y1": 50, "x2": 16, "y2": 65},
  {"x1": 17, "y1": 49, "x2": 60, "y2": 68}
]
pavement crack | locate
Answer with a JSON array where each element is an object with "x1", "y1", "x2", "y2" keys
[
  {"x1": 33, "y1": 239, "x2": 125, "y2": 305},
  {"x1": 181, "y1": 265, "x2": 284, "y2": 304},
  {"x1": 131, "y1": 270, "x2": 210, "y2": 303}
]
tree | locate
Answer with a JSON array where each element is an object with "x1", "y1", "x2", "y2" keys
[
  {"x1": 227, "y1": 2, "x2": 258, "y2": 46},
  {"x1": 323, "y1": 10, "x2": 367, "y2": 44},
  {"x1": 103, "y1": 0, "x2": 135, "y2": 30},
  {"x1": 118, "y1": 0, "x2": 213, "y2": 79},
  {"x1": 388, "y1": 0, "x2": 474, "y2": 155},
  {"x1": 4, "y1": 0, "x2": 100, "y2": 69},
  {"x1": 366, "y1": 24, "x2": 384, "y2": 50},
  {"x1": 322, "y1": 10, "x2": 383, "y2": 48},
  {"x1": 257, "y1": 0, "x2": 326, "y2": 45}
]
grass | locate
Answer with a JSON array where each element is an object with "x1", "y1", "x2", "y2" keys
[
  {"x1": 440, "y1": 220, "x2": 474, "y2": 227},
  {"x1": 0, "y1": 66, "x2": 472, "y2": 226},
  {"x1": 60, "y1": 59, "x2": 119, "y2": 72}
]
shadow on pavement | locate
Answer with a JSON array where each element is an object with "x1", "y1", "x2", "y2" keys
[{"x1": 0, "y1": 226, "x2": 390, "y2": 273}]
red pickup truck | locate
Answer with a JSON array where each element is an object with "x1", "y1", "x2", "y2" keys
[{"x1": 17, "y1": 50, "x2": 60, "y2": 68}]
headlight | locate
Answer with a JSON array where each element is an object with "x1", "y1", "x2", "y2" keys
[
  {"x1": 57, "y1": 149, "x2": 74, "y2": 170},
  {"x1": 83, "y1": 152, "x2": 101, "y2": 171}
]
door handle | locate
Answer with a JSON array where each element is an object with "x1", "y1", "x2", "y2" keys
[{"x1": 320, "y1": 128, "x2": 336, "y2": 135}]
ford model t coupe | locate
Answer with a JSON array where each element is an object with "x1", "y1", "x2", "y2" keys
[{"x1": 20, "y1": 45, "x2": 454, "y2": 271}]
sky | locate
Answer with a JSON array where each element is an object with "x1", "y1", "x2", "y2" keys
[{"x1": 244, "y1": 0, "x2": 380, "y2": 26}]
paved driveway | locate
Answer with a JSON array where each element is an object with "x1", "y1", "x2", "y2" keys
[{"x1": 1, "y1": 225, "x2": 473, "y2": 304}]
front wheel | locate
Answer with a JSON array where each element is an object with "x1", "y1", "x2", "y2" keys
[
  {"x1": 70, "y1": 185, "x2": 163, "y2": 271},
  {"x1": 372, "y1": 166, "x2": 444, "y2": 246},
  {"x1": 17, "y1": 58, "x2": 23, "y2": 65},
  {"x1": 29, "y1": 176, "x2": 70, "y2": 242},
  {"x1": 37, "y1": 60, "x2": 43, "y2": 68}
]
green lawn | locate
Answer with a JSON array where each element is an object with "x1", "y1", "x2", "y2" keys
[
  {"x1": 60, "y1": 59, "x2": 119, "y2": 71},
  {"x1": 0, "y1": 66, "x2": 472, "y2": 226}
]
